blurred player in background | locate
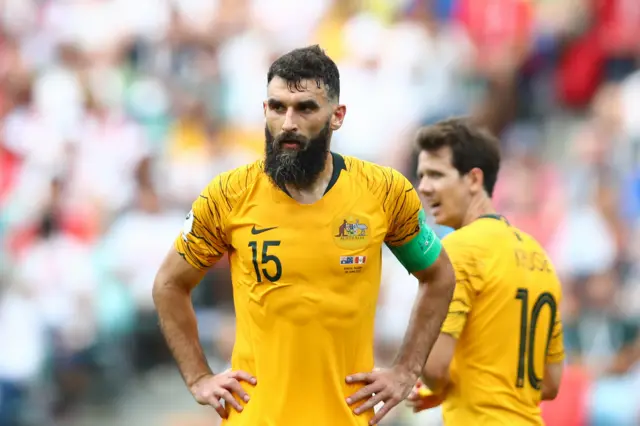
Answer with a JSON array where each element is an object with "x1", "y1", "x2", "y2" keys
[
  {"x1": 153, "y1": 45, "x2": 456, "y2": 426},
  {"x1": 406, "y1": 118, "x2": 565, "y2": 425}
]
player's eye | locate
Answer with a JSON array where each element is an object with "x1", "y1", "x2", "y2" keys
[
  {"x1": 296, "y1": 102, "x2": 319, "y2": 113},
  {"x1": 268, "y1": 101, "x2": 286, "y2": 113}
]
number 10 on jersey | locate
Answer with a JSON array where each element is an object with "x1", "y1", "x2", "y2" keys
[{"x1": 514, "y1": 288, "x2": 557, "y2": 390}]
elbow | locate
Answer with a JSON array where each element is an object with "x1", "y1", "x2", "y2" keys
[
  {"x1": 542, "y1": 384, "x2": 560, "y2": 401},
  {"x1": 541, "y1": 362, "x2": 564, "y2": 401},
  {"x1": 152, "y1": 271, "x2": 182, "y2": 308},
  {"x1": 152, "y1": 249, "x2": 202, "y2": 310},
  {"x1": 422, "y1": 361, "x2": 450, "y2": 391},
  {"x1": 423, "y1": 349, "x2": 454, "y2": 392},
  {"x1": 426, "y1": 364, "x2": 449, "y2": 384},
  {"x1": 152, "y1": 275, "x2": 167, "y2": 307},
  {"x1": 542, "y1": 389, "x2": 559, "y2": 401}
]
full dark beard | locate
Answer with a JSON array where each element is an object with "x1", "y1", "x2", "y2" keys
[{"x1": 264, "y1": 122, "x2": 331, "y2": 191}]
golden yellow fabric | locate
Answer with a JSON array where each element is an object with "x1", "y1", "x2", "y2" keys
[
  {"x1": 175, "y1": 154, "x2": 424, "y2": 426},
  {"x1": 439, "y1": 217, "x2": 565, "y2": 426}
]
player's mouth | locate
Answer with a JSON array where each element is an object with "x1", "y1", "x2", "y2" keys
[
  {"x1": 280, "y1": 140, "x2": 303, "y2": 150},
  {"x1": 429, "y1": 202, "x2": 442, "y2": 216}
]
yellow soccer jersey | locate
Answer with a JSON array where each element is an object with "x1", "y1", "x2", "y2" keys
[
  {"x1": 439, "y1": 215, "x2": 564, "y2": 426},
  {"x1": 175, "y1": 153, "x2": 428, "y2": 426}
]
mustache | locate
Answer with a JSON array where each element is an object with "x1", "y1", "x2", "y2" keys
[{"x1": 274, "y1": 131, "x2": 309, "y2": 146}]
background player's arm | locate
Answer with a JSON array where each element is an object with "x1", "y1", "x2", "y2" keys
[
  {"x1": 421, "y1": 334, "x2": 456, "y2": 394},
  {"x1": 422, "y1": 238, "x2": 478, "y2": 394},
  {"x1": 542, "y1": 314, "x2": 565, "y2": 400},
  {"x1": 384, "y1": 171, "x2": 456, "y2": 379},
  {"x1": 153, "y1": 180, "x2": 228, "y2": 389},
  {"x1": 542, "y1": 362, "x2": 563, "y2": 400}
]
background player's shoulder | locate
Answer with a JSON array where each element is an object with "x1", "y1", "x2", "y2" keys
[
  {"x1": 505, "y1": 225, "x2": 549, "y2": 254},
  {"x1": 448, "y1": 217, "x2": 528, "y2": 251},
  {"x1": 441, "y1": 227, "x2": 486, "y2": 265},
  {"x1": 203, "y1": 160, "x2": 263, "y2": 209},
  {"x1": 443, "y1": 222, "x2": 487, "y2": 250},
  {"x1": 512, "y1": 227, "x2": 559, "y2": 272}
]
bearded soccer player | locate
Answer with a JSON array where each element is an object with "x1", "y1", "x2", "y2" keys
[
  {"x1": 152, "y1": 45, "x2": 456, "y2": 426},
  {"x1": 406, "y1": 118, "x2": 565, "y2": 425}
]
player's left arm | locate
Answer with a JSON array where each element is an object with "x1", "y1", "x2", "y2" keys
[
  {"x1": 346, "y1": 170, "x2": 454, "y2": 424},
  {"x1": 384, "y1": 171, "x2": 456, "y2": 382},
  {"x1": 542, "y1": 306, "x2": 565, "y2": 400}
]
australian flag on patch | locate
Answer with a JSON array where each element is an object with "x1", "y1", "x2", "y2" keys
[{"x1": 340, "y1": 256, "x2": 354, "y2": 265}]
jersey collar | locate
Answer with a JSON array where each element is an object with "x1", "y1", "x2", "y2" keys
[
  {"x1": 325, "y1": 152, "x2": 346, "y2": 194},
  {"x1": 478, "y1": 213, "x2": 511, "y2": 225}
]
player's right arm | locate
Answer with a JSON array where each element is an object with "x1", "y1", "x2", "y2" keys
[
  {"x1": 407, "y1": 235, "x2": 480, "y2": 412},
  {"x1": 346, "y1": 166, "x2": 455, "y2": 425},
  {"x1": 153, "y1": 174, "x2": 256, "y2": 418},
  {"x1": 154, "y1": 248, "x2": 210, "y2": 385}
]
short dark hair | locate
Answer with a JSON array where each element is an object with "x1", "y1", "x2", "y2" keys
[
  {"x1": 415, "y1": 117, "x2": 501, "y2": 197},
  {"x1": 267, "y1": 45, "x2": 340, "y2": 101}
]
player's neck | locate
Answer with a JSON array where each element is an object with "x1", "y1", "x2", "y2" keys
[
  {"x1": 285, "y1": 152, "x2": 333, "y2": 204},
  {"x1": 461, "y1": 196, "x2": 496, "y2": 228}
]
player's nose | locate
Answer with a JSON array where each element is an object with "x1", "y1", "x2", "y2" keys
[
  {"x1": 417, "y1": 178, "x2": 434, "y2": 197},
  {"x1": 281, "y1": 108, "x2": 298, "y2": 132}
]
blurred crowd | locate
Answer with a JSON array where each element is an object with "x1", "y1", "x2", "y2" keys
[{"x1": 0, "y1": 0, "x2": 639, "y2": 425}]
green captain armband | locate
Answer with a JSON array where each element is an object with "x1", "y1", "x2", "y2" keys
[{"x1": 387, "y1": 209, "x2": 442, "y2": 273}]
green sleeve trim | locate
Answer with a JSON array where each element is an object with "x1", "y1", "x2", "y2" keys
[{"x1": 386, "y1": 209, "x2": 442, "y2": 273}]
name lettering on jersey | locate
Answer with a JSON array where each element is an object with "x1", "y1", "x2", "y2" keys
[
  {"x1": 332, "y1": 216, "x2": 371, "y2": 249},
  {"x1": 339, "y1": 256, "x2": 367, "y2": 274},
  {"x1": 514, "y1": 249, "x2": 552, "y2": 272},
  {"x1": 181, "y1": 209, "x2": 194, "y2": 242}
]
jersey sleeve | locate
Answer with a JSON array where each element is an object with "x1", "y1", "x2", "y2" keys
[
  {"x1": 175, "y1": 176, "x2": 231, "y2": 270},
  {"x1": 383, "y1": 169, "x2": 423, "y2": 247},
  {"x1": 382, "y1": 168, "x2": 442, "y2": 272},
  {"x1": 440, "y1": 237, "x2": 483, "y2": 339},
  {"x1": 546, "y1": 312, "x2": 565, "y2": 364}
]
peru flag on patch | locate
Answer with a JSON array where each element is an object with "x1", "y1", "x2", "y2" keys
[{"x1": 354, "y1": 256, "x2": 367, "y2": 264}]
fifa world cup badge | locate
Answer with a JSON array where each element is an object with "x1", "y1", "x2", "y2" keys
[{"x1": 182, "y1": 209, "x2": 194, "y2": 241}]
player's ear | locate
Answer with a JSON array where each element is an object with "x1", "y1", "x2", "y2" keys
[
  {"x1": 330, "y1": 104, "x2": 346, "y2": 131},
  {"x1": 263, "y1": 100, "x2": 268, "y2": 117},
  {"x1": 467, "y1": 167, "x2": 484, "y2": 195}
]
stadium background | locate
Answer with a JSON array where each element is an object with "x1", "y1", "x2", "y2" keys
[{"x1": 0, "y1": 0, "x2": 639, "y2": 425}]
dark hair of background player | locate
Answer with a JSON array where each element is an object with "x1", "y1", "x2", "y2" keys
[
  {"x1": 415, "y1": 118, "x2": 501, "y2": 197},
  {"x1": 267, "y1": 45, "x2": 340, "y2": 101}
]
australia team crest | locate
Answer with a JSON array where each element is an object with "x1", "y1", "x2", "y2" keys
[{"x1": 333, "y1": 216, "x2": 371, "y2": 249}]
